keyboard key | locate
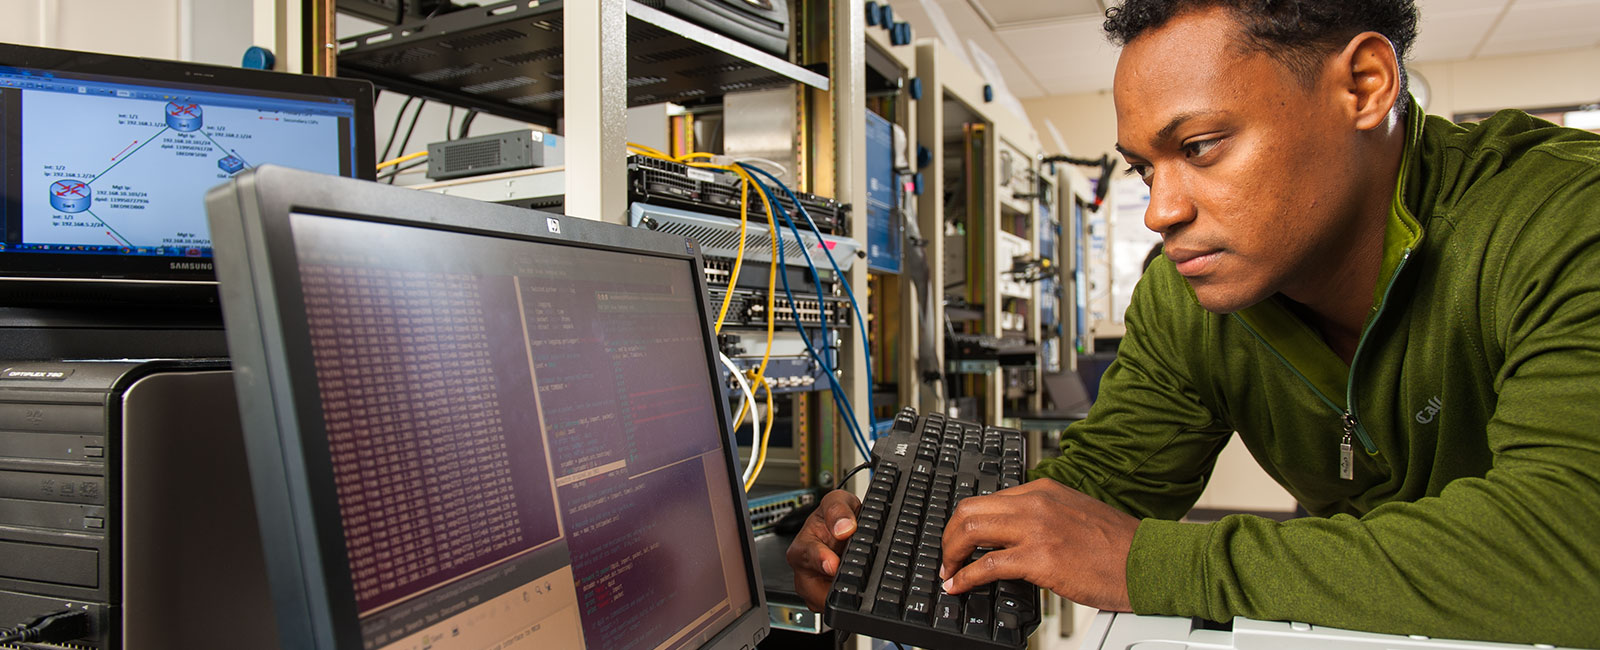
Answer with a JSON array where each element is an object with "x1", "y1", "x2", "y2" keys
[
  {"x1": 963, "y1": 595, "x2": 992, "y2": 637},
  {"x1": 829, "y1": 587, "x2": 861, "y2": 611},
  {"x1": 994, "y1": 611, "x2": 1023, "y2": 644},
  {"x1": 894, "y1": 412, "x2": 917, "y2": 432},
  {"x1": 903, "y1": 594, "x2": 934, "y2": 625},
  {"x1": 998, "y1": 580, "x2": 1031, "y2": 601},
  {"x1": 979, "y1": 474, "x2": 998, "y2": 495},
  {"x1": 934, "y1": 594, "x2": 963, "y2": 631}
]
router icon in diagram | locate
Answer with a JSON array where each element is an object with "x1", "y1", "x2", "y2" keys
[
  {"x1": 49, "y1": 180, "x2": 91, "y2": 213},
  {"x1": 165, "y1": 101, "x2": 203, "y2": 132}
]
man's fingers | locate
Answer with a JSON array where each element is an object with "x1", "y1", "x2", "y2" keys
[
  {"x1": 786, "y1": 490, "x2": 862, "y2": 612},
  {"x1": 941, "y1": 548, "x2": 1028, "y2": 595},
  {"x1": 939, "y1": 511, "x2": 1027, "y2": 579},
  {"x1": 818, "y1": 489, "x2": 862, "y2": 539},
  {"x1": 787, "y1": 535, "x2": 842, "y2": 577},
  {"x1": 796, "y1": 572, "x2": 834, "y2": 612},
  {"x1": 792, "y1": 547, "x2": 840, "y2": 611}
]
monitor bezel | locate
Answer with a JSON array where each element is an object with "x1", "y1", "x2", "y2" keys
[
  {"x1": 0, "y1": 42, "x2": 376, "y2": 303},
  {"x1": 208, "y1": 165, "x2": 768, "y2": 650}
]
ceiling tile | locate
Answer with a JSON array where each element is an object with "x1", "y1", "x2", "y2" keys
[
  {"x1": 924, "y1": 0, "x2": 1051, "y2": 97},
  {"x1": 1478, "y1": 32, "x2": 1600, "y2": 57},
  {"x1": 1001, "y1": 18, "x2": 1120, "y2": 95},
  {"x1": 1409, "y1": 6, "x2": 1501, "y2": 61},
  {"x1": 891, "y1": 0, "x2": 1599, "y2": 99},
  {"x1": 1490, "y1": 0, "x2": 1600, "y2": 36},
  {"x1": 1479, "y1": 0, "x2": 1600, "y2": 56},
  {"x1": 1418, "y1": 0, "x2": 1509, "y2": 12},
  {"x1": 966, "y1": 0, "x2": 1102, "y2": 28}
]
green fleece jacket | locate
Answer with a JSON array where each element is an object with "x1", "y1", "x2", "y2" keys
[{"x1": 1028, "y1": 103, "x2": 1600, "y2": 647}]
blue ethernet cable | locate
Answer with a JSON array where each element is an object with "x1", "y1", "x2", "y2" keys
[
  {"x1": 740, "y1": 165, "x2": 880, "y2": 440},
  {"x1": 744, "y1": 171, "x2": 872, "y2": 458},
  {"x1": 752, "y1": 177, "x2": 870, "y2": 457}
]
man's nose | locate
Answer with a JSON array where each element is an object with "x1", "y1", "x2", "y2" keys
[{"x1": 1143, "y1": 173, "x2": 1197, "y2": 235}]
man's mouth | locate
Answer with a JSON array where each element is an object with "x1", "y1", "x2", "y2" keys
[{"x1": 1166, "y1": 247, "x2": 1222, "y2": 277}]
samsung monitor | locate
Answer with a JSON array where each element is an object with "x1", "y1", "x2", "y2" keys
[
  {"x1": 206, "y1": 165, "x2": 767, "y2": 650},
  {"x1": 0, "y1": 43, "x2": 374, "y2": 300}
]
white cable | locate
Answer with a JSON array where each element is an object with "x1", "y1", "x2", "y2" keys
[{"x1": 719, "y1": 352, "x2": 761, "y2": 487}]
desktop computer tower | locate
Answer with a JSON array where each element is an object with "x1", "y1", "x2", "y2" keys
[{"x1": 0, "y1": 360, "x2": 277, "y2": 649}]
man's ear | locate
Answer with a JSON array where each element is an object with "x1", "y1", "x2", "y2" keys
[{"x1": 1332, "y1": 31, "x2": 1402, "y2": 131}]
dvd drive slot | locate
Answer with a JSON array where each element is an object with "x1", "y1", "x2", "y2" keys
[
  {"x1": 0, "y1": 471, "x2": 106, "y2": 504},
  {"x1": 0, "y1": 540, "x2": 98, "y2": 587}
]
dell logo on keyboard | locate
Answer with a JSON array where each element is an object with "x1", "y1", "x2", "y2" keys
[{"x1": 894, "y1": 443, "x2": 909, "y2": 457}]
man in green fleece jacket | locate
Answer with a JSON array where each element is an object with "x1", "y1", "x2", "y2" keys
[{"x1": 787, "y1": 0, "x2": 1600, "y2": 645}]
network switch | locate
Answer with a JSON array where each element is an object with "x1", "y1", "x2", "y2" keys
[
  {"x1": 629, "y1": 156, "x2": 849, "y2": 234},
  {"x1": 709, "y1": 287, "x2": 851, "y2": 330},
  {"x1": 745, "y1": 488, "x2": 816, "y2": 535}
]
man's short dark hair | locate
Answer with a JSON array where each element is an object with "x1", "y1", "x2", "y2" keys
[{"x1": 1104, "y1": 1, "x2": 1418, "y2": 112}]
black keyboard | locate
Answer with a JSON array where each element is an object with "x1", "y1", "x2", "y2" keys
[{"x1": 823, "y1": 408, "x2": 1039, "y2": 650}]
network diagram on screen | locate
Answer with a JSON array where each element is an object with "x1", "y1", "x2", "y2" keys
[{"x1": 21, "y1": 91, "x2": 341, "y2": 254}]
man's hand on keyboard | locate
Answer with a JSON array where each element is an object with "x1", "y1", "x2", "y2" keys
[
  {"x1": 787, "y1": 488, "x2": 863, "y2": 611},
  {"x1": 937, "y1": 479, "x2": 1138, "y2": 612}
]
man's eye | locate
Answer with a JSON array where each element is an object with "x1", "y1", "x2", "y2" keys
[
  {"x1": 1124, "y1": 163, "x2": 1153, "y2": 182},
  {"x1": 1182, "y1": 139, "x2": 1219, "y2": 159}
]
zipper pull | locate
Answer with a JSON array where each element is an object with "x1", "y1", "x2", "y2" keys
[{"x1": 1339, "y1": 412, "x2": 1356, "y2": 481}]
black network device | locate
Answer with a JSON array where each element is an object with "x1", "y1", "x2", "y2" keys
[
  {"x1": 640, "y1": 0, "x2": 792, "y2": 57},
  {"x1": 425, "y1": 129, "x2": 565, "y2": 181},
  {"x1": 628, "y1": 155, "x2": 849, "y2": 234}
]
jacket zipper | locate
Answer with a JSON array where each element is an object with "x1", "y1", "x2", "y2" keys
[
  {"x1": 1341, "y1": 248, "x2": 1414, "y2": 461},
  {"x1": 1232, "y1": 248, "x2": 1413, "y2": 478}
]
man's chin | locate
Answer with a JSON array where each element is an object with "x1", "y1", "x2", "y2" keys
[{"x1": 1186, "y1": 279, "x2": 1270, "y2": 314}]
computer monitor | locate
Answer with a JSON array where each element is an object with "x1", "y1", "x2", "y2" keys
[
  {"x1": 0, "y1": 43, "x2": 375, "y2": 299},
  {"x1": 206, "y1": 165, "x2": 767, "y2": 650}
]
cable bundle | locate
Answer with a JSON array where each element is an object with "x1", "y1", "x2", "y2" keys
[{"x1": 625, "y1": 144, "x2": 880, "y2": 490}]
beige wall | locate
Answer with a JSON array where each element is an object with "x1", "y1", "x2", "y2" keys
[
  {"x1": 0, "y1": 0, "x2": 252, "y2": 66},
  {"x1": 1022, "y1": 45, "x2": 1600, "y2": 159},
  {"x1": 1022, "y1": 90, "x2": 1119, "y2": 161},
  {"x1": 1412, "y1": 47, "x2": 1600, "y2": 120}
]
